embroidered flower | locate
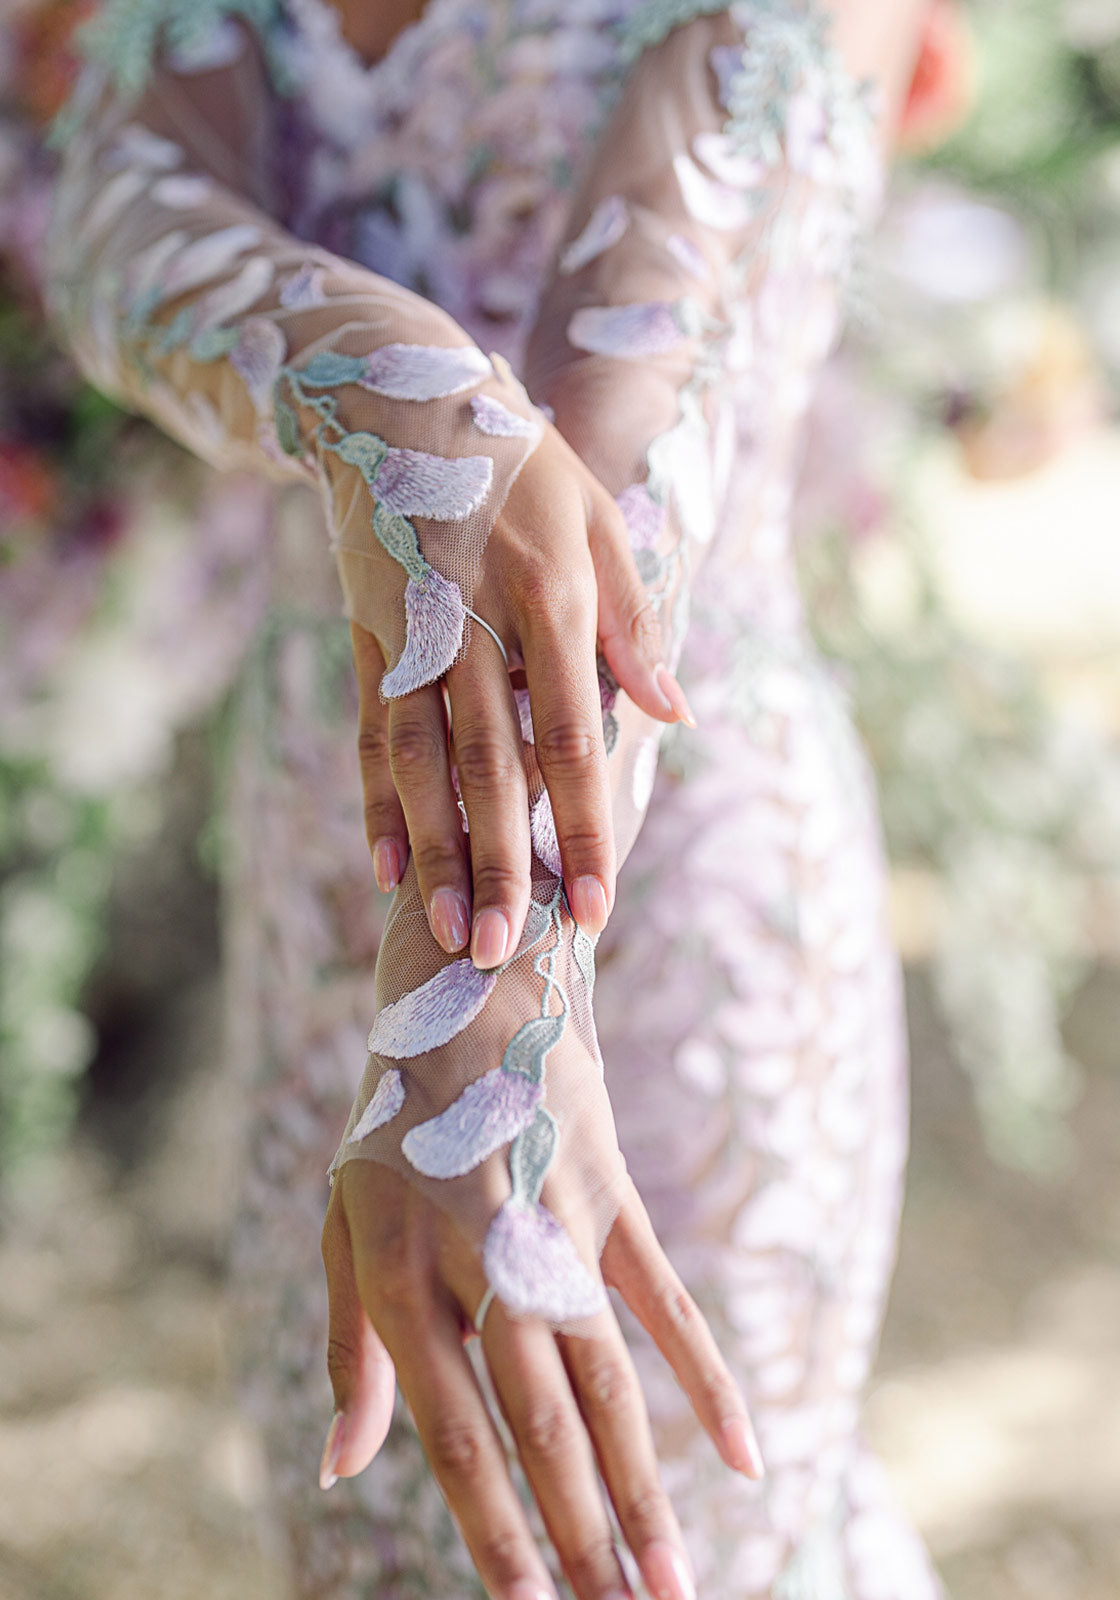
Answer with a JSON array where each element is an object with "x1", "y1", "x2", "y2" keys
[
  {"x1": 280, "y1": 263, "x2": 329, "y2": 308},
  {"x1": 568, "y1": 300, "x2": 695, "y2": 360},
  {"x1": 361, "y1": 344, "x2": 492, "y2": 401},
  {"x1": 347, "y1": 1068, "x2": 406, "y2": 1143},
  {"x1": 192, "y1": 255, "x2": 274, "y2": 334},
  {"x1": 367, "y1": 958, "x2": 497, "y2": 1058},
  {"x1": 559, "y1": 195, "x2": 629, "y2": 274},
  {"x1": 231, "y1": 317, "x2": 286, "y2": 415},
  {"x1": 375, "y1": 447, "x2": 493, "y2": 520},
  {"x1": 151, "y1": 173, "x2": 214, "y2": 209},
  {"x1": 530, "y1": 790, "x2": 562, "y2": 876},
  {"x1": 380, "y1": 570, "x2": 467, "y2": 696},
  {"x1": 403, "y1": 1068, "x2": 543, "y2": 1178},
  {"x1": 483, "y1": 1199, "x2": 608, "y2": 1322},
  {"x1": 159, "y1": 222, "x2": 262, "y2": 301},
  {"x1": 616, "y1": 483, "x2": 667, "y2": 551},
  {"x1": 672, "y1": 152, "x2": 754, "y2": 231},
  {"x1": 470, "y1": 394, "x2": 540, "y2": 439}
]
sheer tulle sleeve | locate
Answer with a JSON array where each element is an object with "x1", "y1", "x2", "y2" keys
[{"x1": 46, "y1": 0, "x2": 544, "y2": 698}]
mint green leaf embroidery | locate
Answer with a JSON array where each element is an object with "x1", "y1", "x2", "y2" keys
[
  {"x1": 510, "y1": 1107, "x2": 559, "y2": 1205},
  {"x1": 333, "y1": 430, "x2": 390, "y2": 483},
  {"x1": 501, "y1": 1013, "x2": 566, "y2": 1085},
  {"x1": 189, "y1": 325, "x2": 240, "y2": 362},
  {"x1": 298, "y1": 351, "x2": 370, "y2": 388},
  {"x1": 573, "y1": 927, "x2": 597, "y2": 1006},
  {"x1": 371, "y1": 503, "x2": 427, "y2": 581},
  {"x1": 273, "y1": 395, "x2": 302, "y2": 457}
]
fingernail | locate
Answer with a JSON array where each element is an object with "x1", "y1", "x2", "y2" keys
[
  {"x1": 643, "y1": 1542, "x2": 696, "y2": 1600},
  {"x1": 471, "y1": 907, "x2": 510, "y2": 969},
  {"x1": 569, "y1": 874, "x2": 609, "y2": 936},
  {"x1": 655, "y1": 664, "x2": 697, "y2": 730},
  {"x1": 372, "y1": 837, "x2": 403, "y2": 893},
  {"x1": 430, "y1": 887, "x2": 470, "y2": 953},
  {"x1": 319, "y1": 1410, "x2": 345, "y2": 1491},
  {"x1": 721, "y1": 1414, "x2": 766, "y2": 1479},
  {"x1": 508, "y1": 1582, "x2": 556, "y2": 1600}
]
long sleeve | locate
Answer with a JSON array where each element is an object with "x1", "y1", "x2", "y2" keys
[{"x1": 46, "y1": 1, "x2": 544, "y2": 698}]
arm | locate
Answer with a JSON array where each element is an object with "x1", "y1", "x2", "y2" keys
[{"x1": 47, "y1": 1, "x2": 682, "y2": 963}]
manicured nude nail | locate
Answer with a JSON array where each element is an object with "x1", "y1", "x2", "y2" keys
[
  {"x1": 430, "y1": 887, "x2": 470, "y2": 953},
  {"x1": 319, "y1": 1410, "x2": 345, "y2": 1491},
  {"x1": 372, "y1": 837, "x2": 403, "y2": 894},
  {"x1": 721, "y1": 1414, "x2": 766, "y2": 1479},
  {"x1": 471, "y1": 907, "x2": 510, "y2": 969},
  {"x1": 655, "y1": 664, "x2": 697, "y2": 730},
  {"x1": 643, "y1": 1543, "x2": 696, "y2": 1600},
  {"x1": 569, "y1": 874, "x2": 609, "y2": 936}
]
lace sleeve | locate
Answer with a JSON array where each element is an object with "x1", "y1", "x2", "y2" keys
[
  {"x1": 329, "y1": 2, "x2": 882, "y2": 1333},
  {"x1": 46, "y1": 0, "x2": 544, "y2": 699}
]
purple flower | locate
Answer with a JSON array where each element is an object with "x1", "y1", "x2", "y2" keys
[
  {"x1": 367, "y1": 959, "x2": 497, "y2": 1058},
  {"x1": 402, "y1": 1068, "x2": 542, "y2": 1179},
  {"x1": 530, "y1": 790, "x2": 562, "y2": 876},
  {"x1": 615, "y1": 483, "x2": 667, "y2": 551},
  {"x1": 483, "y1": 1200, "x2": 608, "y2": 1323},
  {"x1": 231, "y1": 318, "x2": 286, "y2": 415},
  {"x1": 470, "y1": 394, "x2": 540, "y2": 439},
  {"x1": 346, "y1": 1068, "x2": 406, "y2": 1144},
  {"x1": 280, "y1": 263, "x2": 329, "y2": 308},
  {"x1": 375, "y1": 447, "x2": 493, "y2": 521},
  {"x1": 380, "y1": 571, "x2": 466, "y2": 697},
  {"x1": 361, "y1": 344, "x2": 492, "y2": 401},
  {"x1": 671, "y1": 152, "x2": 753, "y2": 232},
  {"x1": 559, "y1": 195, "x2": 629, "y2": 275},
  {"x1": 567, "y1": 301, "x2": 692, "y2": 360}
]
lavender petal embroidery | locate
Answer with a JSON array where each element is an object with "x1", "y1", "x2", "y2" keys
[
  {"x1": 672, "y1": 152, "x2": 753, "y2": 231},
  {"x1": 616, "y1": 483, "x2": 667, "y2": 551},
  {"x1": 151, "y1": 174, "x2": 214, "y2": 209},
  {"x1": 666, "y1": 233, "x2": 713, "y2": 283},
  {"x1": 530, "y1": 791, "x2": 562, "y2": 877},
  {"x1": 107, "y1": 124, "x2": 182, "y2": 172},
  {"x1": 347, "y1": 1068, "x2": 406, "y2": 1144},
  {"x1": 159, "y1": 223, "x2": 262, "y2": 302},
  {"x1": 402, "y1": 1069, "x2": 542, "y2": 1179},
  {"x1": 280, "y1": 263, "x2": 329, "y2": 308},
  {"x1": 514, "y1": 687, "x2": 535, "y2": 744},
  {"x1": 483, "y1": 1200, "x2": 609, "y2": 1323},
  {"x1": 361, "y1": 344, "x2": 492, "y2": 401},
  {"x1": 192, "y1": 256, "x2": 275, "y2": 334},
  {"x1": 568, "y1": 301, "x2": 692, "y2": 360},
  {"x1": 380, "y1": 571, "x2": 466, "y2": 697},
  {"x1": 231, "y1": 318, "x2": 287, "y2": 415},
  {"x1": 375, "y1": 448, "x2": 493, "y2": 521},
  {"x1": 692, "y1": 130, "x2": 768, "y2": 189},
  {"x1": 559, "y1": 196, "x2": 629, "y2": 275},
  {"x1": 470, "y1": 395, "x2": 540, "y2": 439},
  {"x1": 367, "y1": 959, "x2": 497, "y2": 1058}
]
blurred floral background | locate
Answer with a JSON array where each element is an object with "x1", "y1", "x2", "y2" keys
[{"x1": 2, "y1": 2, "x2": 1120, "y2": 1597}]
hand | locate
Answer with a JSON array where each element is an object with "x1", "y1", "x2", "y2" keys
[
  {"x1": 352, "y1": 421, "x2": 694, "y2": 968},
  {"x1": 320, "y1": 1161, "x2": 763, "y2": 1600}
]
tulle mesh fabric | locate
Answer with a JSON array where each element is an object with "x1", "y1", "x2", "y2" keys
[{"x1": 47, "y1": 0, "x2": 879, "y2": 1332}]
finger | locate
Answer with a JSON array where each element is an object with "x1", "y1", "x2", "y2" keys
[
  {"x1": 387, "y1": 682, "x2": 473, "y2": 955},
  {"x1": 351, "y1": 623, "x2": 409, "y2": 893},
  {"x1": 584, "y1": 486, "x2": 695, "y2": 731},
  {"x1": 516, "y1": 559, "x2": 615, "y2": 938},
  {"x1": 601, "y1": 1185, "x2": 765, "y2": 1480},
  {"x1": 388, "y1": 1302, "x2": 560, "y2": 1600},
  {"x1": 483, "y1": 1307, "x2": 632, "y2": 1600},
  {"x1": 561, "y1": 1318, "x2": 696, "y2": 1600},
  {"x1": 444, "y1": 637, "x2": 531, "y2": 970},
  {"x1": 319, "y1": 1188, "x2": 399, "y2": 1487}
]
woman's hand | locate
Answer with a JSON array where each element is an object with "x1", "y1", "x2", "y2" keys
[
  {"x1": 321, "y1": 1160, "x2": 763, "y2": 1600},
  {"x1": 352, "y1": 421, "x2": 694, "y2": 968}
]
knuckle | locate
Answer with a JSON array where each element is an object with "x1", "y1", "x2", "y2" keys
[
  {"x1": 534, "y1": 720, "x2": 600, "y2": 773},
  {"x1": 621, "y1": 1484, "x2": 673, "y2": 1540},
  {"x1": 577, "y1": 1354, "x2": 630, "y2": 1418},
  {"x1": 655, "y1": 1277, "x2": 701, "y2": 1337},
  {"x1": 427, "y1": 1415, "x2": 487, "y2": 1481},
  {"x1": 520, "y1": 1397, "x2": 577, "y2": 1462},
  {"x1": 454, "y1": 736, "x2": 522, "y2": 795},
  {"x1": 564, "y1": 1538, "x2": 619, "y2": 1595},
  {"x1": 356, "y1": 724, "x2": 390, "y2": 768},
  {"x1": 411, "y1": 837, "x2": 466, "y2": 882},
  {"x1": 628, "y1": 601, "x2": 661, "y2": 658},
  {"x1": 324, "y1": 1333, "x2": 360, "y2": 1387},
  {"x1": 477, "y1": 1527, "x2": 530, "y2": 1585},
  {"x1": 389, "y1": 718, "x2": 445, "y2": 779}
]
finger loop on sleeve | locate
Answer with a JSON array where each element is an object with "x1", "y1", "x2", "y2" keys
[{"x1": 464, "y1": 606, "x2": 511, "y2": 668}]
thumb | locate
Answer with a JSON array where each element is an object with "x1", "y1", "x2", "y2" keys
[
  {"x1": 585, "y1": 481, "x2": 696, "y2": 730},
  {"x1": 320, "y1": 1187, "x2": 398, "y2": 1488}
]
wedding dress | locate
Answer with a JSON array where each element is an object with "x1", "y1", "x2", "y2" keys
[{"x1": 46, "y1": 0, "x2": 945, "y2": 1592}]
